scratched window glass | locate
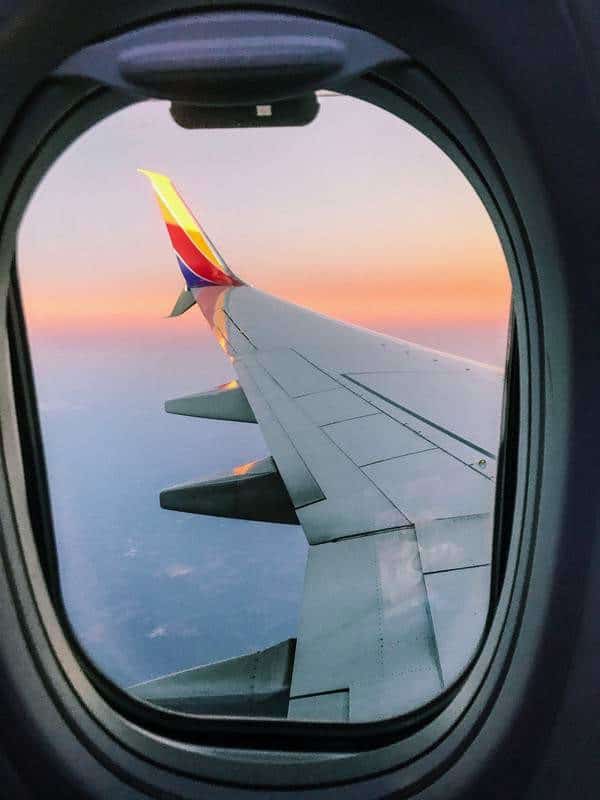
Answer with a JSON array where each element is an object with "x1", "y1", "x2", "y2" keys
[{"x1": 17, "y1": 95, "x2": 511, "y2": 721}]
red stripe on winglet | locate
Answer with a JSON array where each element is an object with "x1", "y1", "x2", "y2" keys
[{"x1": 165, "y1": 223, "x2": 238, "y2": 286}]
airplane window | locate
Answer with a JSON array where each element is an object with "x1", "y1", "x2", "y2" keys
[{"x1": 16, "y1": 94, "x2": 511, "y2": 723}]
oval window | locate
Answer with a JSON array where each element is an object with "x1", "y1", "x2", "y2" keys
[{"x1": 17, "y1": 93, "x2": 511, "y2": 721}]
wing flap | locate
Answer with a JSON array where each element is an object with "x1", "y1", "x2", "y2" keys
[
  {"x1": 288, "y1": 529, "x2": 443, "y2": 721},
  {"x1": 415, "y1": 513, "x2": 493, "y2": 573},
  {"x1": 424, "y1": 565, "x2": 491, "y2": 686}
]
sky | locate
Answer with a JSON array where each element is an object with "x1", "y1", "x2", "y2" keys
[{"x1": 17, "y1": 96, "x2": 511, "y2": 692}]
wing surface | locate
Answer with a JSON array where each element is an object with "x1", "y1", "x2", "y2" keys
[{"x1": 139, "y1": 170, "x2": 504, "y2": 721}]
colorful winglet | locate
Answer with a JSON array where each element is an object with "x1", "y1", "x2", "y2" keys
[{"x1": 139, "y1": 169, "x2": 243, "y2": 289}]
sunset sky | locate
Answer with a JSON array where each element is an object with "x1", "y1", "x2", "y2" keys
[
  {"x1": 19, "y1": 95, "x2": 510, "y2": 347},
  {"x1": 15, "y1": 96, "x2": 511, "y2": 689}
]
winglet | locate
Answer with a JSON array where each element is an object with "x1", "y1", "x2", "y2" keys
[{"x1": 139, "y1": 169, "x2": 243, "y2": 289}]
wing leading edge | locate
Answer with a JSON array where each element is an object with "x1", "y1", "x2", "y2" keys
[{"x1": 138, "y1": 170, "x2": 503, "y2": 721}]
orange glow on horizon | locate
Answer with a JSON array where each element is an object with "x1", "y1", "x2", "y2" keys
[
  {"x1": 18, "y1": 96, "x2": 512, "y2": 355},
  {"x1": 277, "y1": 272, "x2": 510, "y2": 326},
  {"x1": 23, "y1": 264, "x2": 510, "y2": 338}
]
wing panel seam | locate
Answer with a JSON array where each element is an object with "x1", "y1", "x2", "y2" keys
[{"x1": 343, "y1": 373, "x2": 496, "y2": 460}]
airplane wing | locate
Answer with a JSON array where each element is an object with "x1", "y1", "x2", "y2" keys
[{"x1": 132, "y1": 170, "x2": 503, "y2": 722}]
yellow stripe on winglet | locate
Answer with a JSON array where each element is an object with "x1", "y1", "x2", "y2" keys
[{"x1": 138, "y1": 169, "x2": 225, "y2": 269}]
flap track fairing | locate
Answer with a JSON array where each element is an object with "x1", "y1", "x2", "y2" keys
[
  {"x1": 165, "y1": 382, "x2": 256, "y2": 423},
  {"x1": 160, "y1": 457, "x2": 299, "y2": 525}
]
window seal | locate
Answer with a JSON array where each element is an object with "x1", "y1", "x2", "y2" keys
[{"x1": 7, "y1": 265, "x2": 60, "y2": 609}]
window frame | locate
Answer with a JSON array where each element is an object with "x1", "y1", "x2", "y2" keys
[{"x1": 0, "y1": 64, "x2": 538, "y2": 791}]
